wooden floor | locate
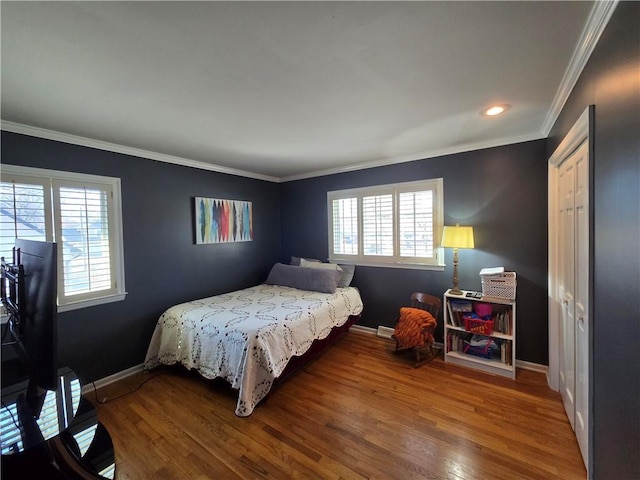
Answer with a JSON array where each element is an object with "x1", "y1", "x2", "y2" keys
[{"x1": 91, "y1": 330, "x2": 586, "y2": 480}]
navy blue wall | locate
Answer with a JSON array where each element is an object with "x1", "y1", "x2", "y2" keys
[
  {"x1": 1, "y1": 131, "x2": 282, "y2": 384},
  {"x1": 280, "y1": 139, "x2": 549, "y2": 365},
  {"x1": 547, "y1": 2, "x2": 640, "y2": 478},
  {"x1": 2, "y1": 131, "x2": 550, "y2": 373}
]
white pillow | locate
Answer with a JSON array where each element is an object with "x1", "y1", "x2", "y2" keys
[
  {"x1": 290, "y1": 256, "x2": 320, "y2": 266},
  {"x1": 300, "y1": 258, "x2": 343, "y2": 273}
]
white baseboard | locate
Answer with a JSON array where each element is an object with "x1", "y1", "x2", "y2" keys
[
  {"x1": 82, "y1": 332, "x2": 548, "y2": 398},
  {"x1": 350, "y1": 324, "x2": 377, "y2": 335},
  {"x1": 516, "y1": 359, "x2": 548, "y2": 374},
  {"x1": 81, "y1": 363, "x2": 145, "y2": 395},
  {"x1": 352, "y1": 324, "x2": 548, "y2": 374},
  {"x1": 376, "y1": 325, "x2": 395, "y2": 339},
  {"x1": 82, "y1": 324, "x2": 392, "y2": 397}
]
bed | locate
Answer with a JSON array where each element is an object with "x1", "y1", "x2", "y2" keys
[{"x1": 144, "y1": 262, "x2": 363, "y2": 417}]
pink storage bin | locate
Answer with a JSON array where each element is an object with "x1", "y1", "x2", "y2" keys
[{"x1": 474, "y1": 303, "x2": 492, "y2": 318}]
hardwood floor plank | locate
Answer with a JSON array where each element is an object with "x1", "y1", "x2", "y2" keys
[{"x1": 92, "y1": 331, "x2": 586, "y2": 479}]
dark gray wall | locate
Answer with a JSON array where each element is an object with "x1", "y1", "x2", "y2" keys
[
  {"x1": 1, "y1": 131, "x2": 282, "y2": 385},
  {"x1": 280, "y1": 139, "x2": 549, "y2": 365},
  {"x1": 547, "y1": 2, "x2": 640, "y2": 478}
]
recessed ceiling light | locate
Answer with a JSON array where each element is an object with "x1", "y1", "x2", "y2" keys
[{"x1": 481, "y1": 104, "x2": 511, "y2": 117}]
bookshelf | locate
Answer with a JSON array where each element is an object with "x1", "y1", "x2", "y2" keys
[{"x1": 443, "y1": 289, "x2": 516, "y2": 379}]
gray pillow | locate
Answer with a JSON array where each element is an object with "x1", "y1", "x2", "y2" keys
[
  {"x1": 265, "y1": 263, "x2": 341, "y2": 294},
  {"x1": 336, "y1": 264, "x2": 356, "y2": 287}
]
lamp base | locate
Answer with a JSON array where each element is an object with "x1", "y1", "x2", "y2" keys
[{"x1": 449, "y1": 248, "x2": 464, "y2": 296}]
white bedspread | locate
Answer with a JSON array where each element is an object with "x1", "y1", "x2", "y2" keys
[{"x1": 144, "y1": 284, "x2": 363, "y2": 416}]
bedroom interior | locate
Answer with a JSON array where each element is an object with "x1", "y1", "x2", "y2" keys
[{"x1": 0, "y1": 1, "x2": 638, "y2": 479}]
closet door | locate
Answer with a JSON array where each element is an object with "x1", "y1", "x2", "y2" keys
[
  {"x1": 558, "y1": 155, "x2": 576, "y2": 429},
  {"x1": 557, "y1": 139, "x2": 589, "y2": 466},
  {"x1": 574, "y1": 140, "x2": 589, "y2": 466}
]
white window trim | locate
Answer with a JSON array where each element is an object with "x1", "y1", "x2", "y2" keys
[
  {"x1": 328, "y1": 178, "x2": 445, "y2": 270},
  {"x1": 1, "y1": 164, "x2": 127, "y2": 312}
]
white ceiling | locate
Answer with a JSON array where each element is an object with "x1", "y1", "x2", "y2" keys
[{"x1": 1, "y1": 1, "x2": 600, "y2": 182}]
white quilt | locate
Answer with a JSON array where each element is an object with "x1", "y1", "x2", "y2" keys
[{"x1": 144, "y1": 284, "x2": 363, "y2": 416}]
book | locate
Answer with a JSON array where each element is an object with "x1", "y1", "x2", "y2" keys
[
  {"x1": 449, "y1": 300, "x2": 472, "y2": 312},
  {"x1": 447, "y1": 301, "x2": 458, "y2": 327}
]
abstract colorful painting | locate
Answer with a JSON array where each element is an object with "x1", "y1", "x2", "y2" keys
[{"x1": 195, "y1": 197, "x2": 253, "y2": 244}]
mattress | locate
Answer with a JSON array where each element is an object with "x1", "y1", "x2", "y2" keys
[{"x1": 144, "y1": 283, "x2": 363, "y2": 416}]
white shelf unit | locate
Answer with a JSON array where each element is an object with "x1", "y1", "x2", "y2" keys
[{"x1": 443, "y1": 289, "x2": 516, "y2": 379}]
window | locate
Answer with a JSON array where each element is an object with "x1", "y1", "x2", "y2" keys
[
  {"x1": 1, "y1": 165, "x2": 126, "y2": 311},
  {"x1": 328, "y1": 179, "x2": 444, "y2": 268}
]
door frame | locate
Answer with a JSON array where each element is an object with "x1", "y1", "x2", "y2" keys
[{"x1": 547, "y1": 105, "x2": 593, "y2": 470}]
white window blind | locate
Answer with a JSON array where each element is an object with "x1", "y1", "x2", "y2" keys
[
  {"x1": 0, "y1": 177, "x2": 51, "y2": 262},
  {"x1": 362, "y1": 194, "x2": 393, "y2": 256},
  {"x1": 1, "y1": 165, "x2": 126, "y2": 311},
  {"x1": 331, "y1": 197, "x2": 358, "y2": 255},
  {"x1": 327, "y1": 179, "x2": 444, "y2": 268},
  {"x1": 399, "y1": 190, "x2": 434, "y2": 258},
  {"x1": 54, "y1": 181, "x2": 116, "y2": 303}
]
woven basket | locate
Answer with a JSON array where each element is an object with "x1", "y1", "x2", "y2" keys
[{"x1": 481, "y1": 272, "x2": 517, "y2": 300}]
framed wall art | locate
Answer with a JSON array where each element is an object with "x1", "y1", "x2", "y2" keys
[{"x1": 195, "y1": 197, "x2": 253, "y2": 244}]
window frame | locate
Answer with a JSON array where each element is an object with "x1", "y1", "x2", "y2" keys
[
  {"x1": 327, "y1": 178, "x2": 444, "y2": 270},
  {"x1": 1, "y1": 165, "x2": 127, "y2": 312}
]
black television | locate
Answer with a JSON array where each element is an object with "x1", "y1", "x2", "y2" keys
[{"x1": 3, "y1": 239, "x2": 58, "y2": 412}]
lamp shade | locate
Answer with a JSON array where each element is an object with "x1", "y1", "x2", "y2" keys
[{"x1": 441, "y1": 225, "x2": 474, "y2": 249}]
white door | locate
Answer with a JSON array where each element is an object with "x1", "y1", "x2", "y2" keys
[
  {"x1": 574, "y1": 141, "x2": 589, "y2": 466},
  {"x1": 558, "y1": 155, "x2": 576, "y2": 429},
  {"x1": 548, "y1": 107, "x2": 591, "y2": 472}
]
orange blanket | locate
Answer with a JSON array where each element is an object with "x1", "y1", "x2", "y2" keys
[{"x1": 393, "y1": 307, "x2": 437, "y2": 348}]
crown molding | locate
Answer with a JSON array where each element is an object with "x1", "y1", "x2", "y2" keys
[
  {"x1": 3, "y1": 120, "x2": 544, "y2": 184},
  {"x1": 541, "y1": 0, "x2": 618, "y2": 136},
  {"x1": 0, "y1": 120, "x2": 280, "y2": 183},
  {"x1": 279, "y1": 132, "x2": 544, "y2": 182}
]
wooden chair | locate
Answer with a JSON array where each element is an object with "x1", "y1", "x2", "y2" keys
[{"x1": 392, "y1": 292, "x2": 441, "y2": 367}]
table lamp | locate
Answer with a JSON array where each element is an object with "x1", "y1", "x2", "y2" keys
[{"x1": 441, "y1": 224, "x2": 474, "y2": 295}]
